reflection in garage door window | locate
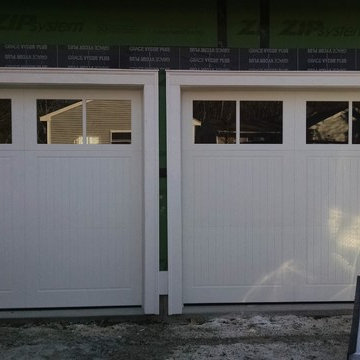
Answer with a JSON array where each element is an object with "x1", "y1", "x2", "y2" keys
[
  {"x1": 0, "y1": 99, "x2": 11, "y2": 144},
  {"x1": 353, "y1": 102, "x2": 360, "y2": 144},
  {"x1": 37, "y1": 100, "x2": 82, "y2": 144},
  {"x1": 193, "y1": 101, "x2": 236, "y2": 144},
  {"x1": 306, "y1": 101, "x2": 348, "y2": 144},
  {"x1": 240, "y1": 101, "x2": 282, "y2": 144},
  {"x1": 87, "y1": 100, "x2": 131, "y2": 144}
]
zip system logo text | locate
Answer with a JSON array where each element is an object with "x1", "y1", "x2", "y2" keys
[
  {"x1": 0, "y1": 14, "x2": 83, "y2": 33},
  {"x1": 237, "y1": 19, "x2": 360, "y2": 38}
]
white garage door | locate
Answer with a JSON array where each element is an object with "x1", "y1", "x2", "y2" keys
[
  {"x1": 180, "y1": 89, "x2": 360, "y2": 304},
  {"x1": 0, "y1": 87, "x2": 144, "y2": 308}
]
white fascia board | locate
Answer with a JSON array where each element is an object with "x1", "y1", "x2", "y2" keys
[
  {"x1": 0, "y1": 68, "x2": 157, "y2": 87},
  {"x1": 166, "y1": 70, "x2": 360, "y2": 89}
]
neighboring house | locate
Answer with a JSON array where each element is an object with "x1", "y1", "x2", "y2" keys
[{"x1": 39, "y1": 100, "x2": 131, "y2": 144}]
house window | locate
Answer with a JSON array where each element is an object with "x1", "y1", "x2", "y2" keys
[
  {"x1": 306, "y1": 101, "x2": 348, "y2": 144},
  {"x1": 0, "y1": 99, "x2": 11, "y2": 144},
  {"x1": 193, "y1": 100, "x2": 236, "y2": 144},
  {"x1": 37, "y1": 99, "x2": 131, "y2": 145},
  {"x1": 110, "y1": 130, "x2": 131, "y2": 144},
  {"x1": 240, "y1": 101, "x2": 283, "y2": 144}
]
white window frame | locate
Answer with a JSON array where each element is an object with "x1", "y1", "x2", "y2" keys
[
  {"x1": 0, "y1": 68, "x2": 159, "y2": 314},
  {"x1": 166, "y1": 70, "x2": 360, "y2": 314}
]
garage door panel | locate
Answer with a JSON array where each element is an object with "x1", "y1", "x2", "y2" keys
[
  {"x1": 295, "y1": 154, "x2": 360, "y2": 298},
  {"x1": 36, "y1": 155, "x2": 137, "y2": 228},
  {"x1": 24, "y1": 152, "x2": 142, "y2": 307},
  {"x1": 183, "y1": 148, "x2": 295, "y2": 303},
  {"x1": 294, "y1": 284, "x2": 356, "y2": 302},
  {"x1": 26, "y1": 288, "x2": 140, "y2": 309},
  {"x1": 35, "y1": 223, "x2": 137, "y2": 291},
  {"x1": 0, "y1": 227, "x2": 25, "y2": 307},
  {"x1": 185, "y1": 285, "x2": 295, "y2": 304},
  {"x1": 305, "y1": 225, "x2": 358, "y2": 286},
  {"x1": 186, "y1": 155, "x2": 286, "y2": 225},
  {"x1": 189, "y1": 226, "x2": 288, "y2": 287},
  {"x1": 0, "y1": 153, "x2": 26, "y2": 307},
  {"x1": 184, "y1": 226, "x2": 295, "y2": 303}
]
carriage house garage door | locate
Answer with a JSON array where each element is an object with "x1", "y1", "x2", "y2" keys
[
  {"x1": 0, "y1": 70, "x2": 159, "y2": 312},
  {"x1": 167, "y1": 71, "x2": 360, "y2": 314}
]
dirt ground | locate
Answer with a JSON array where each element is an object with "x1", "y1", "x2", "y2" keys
[{"x1": 0, "y1": 312, "x2": 353, "y2": 359}]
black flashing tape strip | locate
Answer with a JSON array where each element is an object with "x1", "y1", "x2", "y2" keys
[
  {"x1": 159, "y1": 168, "x2": 167, "y2": 178},
  {"x1": 348, "y1": 276, "x2": 360, "y2": 358}
]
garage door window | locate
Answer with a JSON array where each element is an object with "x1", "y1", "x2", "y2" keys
[
  {"x1": 87, "y1": 100, "x2": 131, "y2": 144},
  {"x1": 240, "y1": 101, "x2": 282, "y2": 144},
  {"x1": 0, "y1": 99, "x2": 11, "y2": 144},
  {"x1": 306, "y1": 101, "x2": 348, "y2": 144},
  {"x1": 37, "y1": 99, "x2": 131, "y2": 145},
  {"x1": 192, "y1": 100, "x2": 283, "y2": 145},
  {"x1": 37, "y1": 99, "x2": 82, "y2": 144},
  {"x1": 353, "y1": 102, "x2": 360, "y2": 144},
  {"x1": 193, "y1": 100, "x2": 236, "y2": 144}
]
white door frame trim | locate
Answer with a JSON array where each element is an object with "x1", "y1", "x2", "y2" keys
[
  {"x1": 0, "y1": 68, "x2": 159, "y2": 314},
  {"x1": 166, "y1": 70, "x2": 360, "y2": 314}
]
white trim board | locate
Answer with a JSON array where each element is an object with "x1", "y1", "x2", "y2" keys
[
  {"x1": 166, "y1": 70, "x2": 360, "y2": 89},
  {"x1": 0, "y1": 68, "x2": 157, "y2": 87}
]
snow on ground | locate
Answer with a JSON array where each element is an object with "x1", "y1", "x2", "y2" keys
[
  {"x1": 0, "y1": 313, "x2": 353, "y2": 359},
  {"x1": 172, "y1": 314, "x2": 349, "y2": 338},
  {"x1": 169, "y1": 314, "x2": 351, "y2": 360}
]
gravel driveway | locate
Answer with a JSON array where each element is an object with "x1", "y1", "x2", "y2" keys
[{"x1": 0, "y1": 312, "x2": 353, "y2": 359}]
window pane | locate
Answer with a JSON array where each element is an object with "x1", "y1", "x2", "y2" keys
[
  {"x1": 110, "y1": 131, "x2": 131, "y2": 144},
  {"x1": 0, "y1": 99, "x2": 11, "y2": 144},
  {"x1": 240, "y1": 101, "x2": 282, "y2": 144},
  {"x1": 37, "y1": 100, "x2": 82, "y2": 144},
  {"x1": 193, "y1": 100, "x2": 236, "y2": 144},
  {"x1": 306, "y1": 101, "x2": 348, "y2": 144},
  {"x1": 353, "y1": 102, "x2": 360, "y2": 144},
  {"x1": 86, "y1": 100, "x2": 131, "y2": 144}
]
